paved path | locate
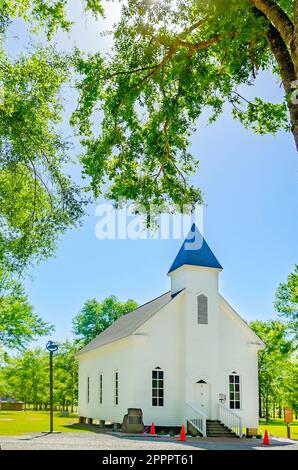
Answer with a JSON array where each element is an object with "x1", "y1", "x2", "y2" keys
[{"x1": 0, "y1": 432, "x2": 297, "y2": 450}]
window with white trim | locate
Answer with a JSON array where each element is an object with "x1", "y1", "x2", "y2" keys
[
  {"x1": 115, "y1": 371, "x2": 119, "y2": 405},
  {"x1": 229, "y1": 373, "x2": 240, "y2": 409},
  {"x1": 152, "y1": 367, "x2": 164, "y2": 406},
  {"x1": 197, "y1": 294, "x2": 208, "y2": 324},
  {"x1": 99, "y1": 373, "x2": 103, "y2": 404},
  {"x1": 87, "y1": 376, "x2": 90, "y2": 404}
]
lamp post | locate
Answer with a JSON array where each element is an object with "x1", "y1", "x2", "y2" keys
[{"x1": 46, "y1": 341, "x2": 58, "y2": 433}]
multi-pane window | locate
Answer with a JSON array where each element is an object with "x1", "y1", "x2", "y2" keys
[
  {"x1": 115, "y1": 371, "x2": 119, "y2": 405},
  {"x1": 152, "y1": 368, "x2": 164, "y2": 406},
  {"x1": 197, "y1": 294, "x2": 208, "y2": 324},
  {"x1": 87, "y1": 376, "x2": 90, "y2": 404},
  {"x1": 99, "y1": 373, "x2": 103, "y2": 404},
  {"x1": 229, "y1": 374, "x2": 240, "y2": 409}
]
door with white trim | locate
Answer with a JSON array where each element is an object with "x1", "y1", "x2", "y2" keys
[{"x1": 195, "y1": 380, "x2": 210, "y2": 416}]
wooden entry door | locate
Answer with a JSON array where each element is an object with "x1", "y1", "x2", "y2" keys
[{"x1": 195, "y1": 380, "x2": 210, "y2": 416}]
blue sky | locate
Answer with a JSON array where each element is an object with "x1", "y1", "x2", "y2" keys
[{"x1": 7, "y1": 3, "x2": 298, "y2": 345}]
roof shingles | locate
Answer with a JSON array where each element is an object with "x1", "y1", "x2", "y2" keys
[
  {"x1": 77, "y1": 291, "x2": 176, "y2": 355},
  {"x1": 168, "y1": 223, "x2": 222, "y2": 273}
]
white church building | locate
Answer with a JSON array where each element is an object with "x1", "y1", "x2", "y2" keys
[{"x1": 77, "y1": 225, "x2": 264, "y2": 437}]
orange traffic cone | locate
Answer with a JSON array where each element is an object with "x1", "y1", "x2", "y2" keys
[
  {"x1": 263, "y1": 429, "x2": 270, "y2": 445},
  {"x1": 178, "y1": 424, "x2": 186, "y2": 441},
  {"x1": 150, "y1": 422, "x2": 156, "y2": 435}
]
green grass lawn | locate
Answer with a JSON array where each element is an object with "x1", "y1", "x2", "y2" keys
[
  {"x1": 0, "y1": 410, "x2": 87, "y2": 435},
  {"x1": 258, "y1": 418, "x2": 298, "y2": 439},
  {"x1": 0, "y1": 411, "x2": 297, "y2": 439}
]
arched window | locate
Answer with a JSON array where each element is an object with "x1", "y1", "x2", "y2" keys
[
  {"x1": 197, "y1": 294, "x2": 208, "y2": 324},
  {"x1": 229, "y1": 372, "x2": 241, "y2": 409},
  {"x1": 152, "y1": 367, "x2": 164, "y2": 407}
]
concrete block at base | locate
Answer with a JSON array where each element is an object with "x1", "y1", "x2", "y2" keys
[{"x1": 121, "y1": 408, "x2": 144, "y2": 433}]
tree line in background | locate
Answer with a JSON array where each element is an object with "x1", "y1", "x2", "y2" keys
[
  {"x1": 252, "y1": 263, "x2": 298, "y2": 421},
  {"x1": 0, "y1": 296, "x2": 137, "y2": 411},
  {"x1": 250, "y1": 320, "x2": 297, "y2": 420},
  {"x1": 0, "y1": 342, "x2": 78, "y2": 412}
]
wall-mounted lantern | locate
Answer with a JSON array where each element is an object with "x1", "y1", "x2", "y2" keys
[{"x1": 219, "y1": 393, "x2": 226, "y2": 404}]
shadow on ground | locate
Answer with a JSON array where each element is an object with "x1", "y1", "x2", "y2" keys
[
  {"x1": 60, "y1": 423, "x2": 298, "y2": 450},
  {"x1": 62, "y1": 423, "x2": 108, "y2": 433}
]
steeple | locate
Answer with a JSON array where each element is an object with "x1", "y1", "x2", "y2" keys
[{"x1": 168, "y1": 224, "x2": 222, "y2": 274}]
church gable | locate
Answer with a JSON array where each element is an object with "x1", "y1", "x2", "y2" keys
[{"x1": 219, "y1": 294, "x2": 264, "y2": 347}]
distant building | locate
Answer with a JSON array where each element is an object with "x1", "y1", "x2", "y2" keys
[{"x1": 0, "y1": 397, "x2": 24, "y2": 411}]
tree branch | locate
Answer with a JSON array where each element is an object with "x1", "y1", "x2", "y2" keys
[
  {"x1": 133, "y1": 35, "x2": 222, "y2": 90},
  {"x1": 104, "y1": 64, "x2": 161, "y2": 80},
  {"x1": 132, "y1": 45, "x2": 178, "y2": 89},
  {"x1": 178, "y1": 18, "x2": 207, "y2": 38},
  {"x1": 175, "y1": 35, "x2": 222, "y2": 53},
  {"x1": 251, "y1": 0, "x2": 294, "y2": 49}
]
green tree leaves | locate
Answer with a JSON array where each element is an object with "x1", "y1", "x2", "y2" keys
[
  {"x1": 0, "y1": 342, "x2": 79, "y2": 411},
  {"x1": 72, "y1": 295, "x2": 138, "y2": 345},
  {"x1": 0, "y1": 0, "x2": 103, "y2": 37},
  {"x1": 72, "y1": 0, "x2": 297, "y2": 213},
  {"x1": 0, "y1": 48, "x2": 87, "y2": 271},
  {"x1": 250, "y1": 319, "x2": 297, "y2": 419},
  {"x1": 0, "y1": 269, "x2": 53, "y2": 349},
  {"x1": 0, "y1": 1, "x2": 103, "y2": 272},
  {"x1": 275, "y1": 265, "x2": 298, "y2": 340}
]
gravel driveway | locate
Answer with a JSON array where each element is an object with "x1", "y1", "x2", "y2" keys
[{"x1": 0, "y1": 432, "x2": 297, "y2": 450}]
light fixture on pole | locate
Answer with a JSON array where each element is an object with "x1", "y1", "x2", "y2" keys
[{"x1": 46, "y1": 340, "x2": 58, "y2": 433}]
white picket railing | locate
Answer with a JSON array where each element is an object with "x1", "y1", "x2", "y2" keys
[
  {"x1": 185, "y1": 402, "x2": 207, "y2": 437},
  {"x1": 218, "y1": 403, "x2": 243, "y2": 437}
]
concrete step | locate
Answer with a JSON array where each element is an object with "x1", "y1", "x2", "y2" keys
[
  {"x1": 206, "y1": 420, "x2": 238, "y2": 438},
  {"x1": 207, "y1": 423, "x2": 229, "y2": 427},
  {"x1": 207, "y1": 428, "x2": 231, "y2": 432},
  {"x1": 207, "y1": 429, "x2": 232, "y2": 433},
  {"x1": 207, "y1": 425, "x2": 230, "y2": 429}
]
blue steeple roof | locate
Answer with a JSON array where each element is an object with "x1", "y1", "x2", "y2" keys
[{"x1": 168, "y1": 224, "x2": 222, "y2": 274}]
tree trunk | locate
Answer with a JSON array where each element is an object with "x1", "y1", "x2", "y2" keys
[
  {"x1": 273, "y1": 402, "x2": 275, "y2": 419},
  {"x1": 293, "y1": 1, "x2": 298, "y2": 75},
  {"x1": 266, "y1": 23, "x2": 298, "y2": 151},
  {"x1": 259, "y1": 394, "x2": 262, "y2": 418},
  {"x1": 71, "y1": 374, "x2": 74, "y2": 414},
  {"x1": 279, "y1": 402, "x2": 282, "y2": 419},
  {"x1": 265, "y1": 393, "x2": 269, "y2": 422}
]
